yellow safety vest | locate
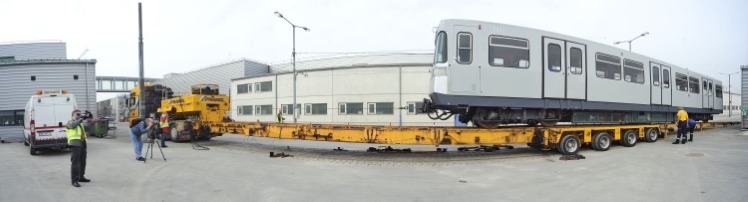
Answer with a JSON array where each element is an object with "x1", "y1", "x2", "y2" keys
[
  {"x1": 276, "y1": 112, "x2": 283, "y2": 123},
  {"x1": 160, "y1": 117, "x2": 169, "y2": 128},
  {"x1": 65, "y1": 122, "x2": 88, "y2": 144}
]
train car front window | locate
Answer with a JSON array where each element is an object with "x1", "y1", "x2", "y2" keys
[
  {"x1": 716, "y1": 85, "x2": 723, "y2": 98},
  {"x1": 488, "y1": 36, "x2": 529, "y2": 68},
  {"x1": 434, "y1": 32, "x2": 447, "y2": 64}
]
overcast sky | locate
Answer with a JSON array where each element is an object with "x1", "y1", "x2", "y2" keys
[{"x1": 1, "y1": 0, "x2": 747, "y2": 101}]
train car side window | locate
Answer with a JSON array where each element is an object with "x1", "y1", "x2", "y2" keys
[
  {"x1": 488, "y1": 36, "x2": 530, "y2": 68},
  {"x1": 708, "y1": 81, "x2": 713, "y2": 93},
  {"x1": 652, "y1": 67, "x2": 660, "y2": 86},
  {"x1": 569, "y1": 48, "x2": 583, "y2": 74},
  {"x1": 675, "y1": 73, "x2": 687, "y2": 91},
  {"x1": 623, "y1": 59, "x2": 644, "y2": 83},
  {"x1": 688, "y1": 76, "x2": 700, "y2": 94},
  {"x1": 663, "y1": 69, "x2": 670, "y2": 88},
  {"x1": 434, "y1": 32, "x2": 447, "y2": 63},
  {"x1": 547, "y1": 44, "x2": 561, "y2": 72},
  {"x1": 716, "y1": 85, "x2": 723, "y2": 98},
  {"x1": 456, "y1": 33, "x2": 472, "y2": 64},
  {"x1": 595, "y1": 53, "x2": 621, "y2": 80}
]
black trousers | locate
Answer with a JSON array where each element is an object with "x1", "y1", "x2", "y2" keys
[
  {"x1": 677, "y1": 121, "x2": 687, "y2": 139},
  {"x1": 70, "y1": 141, "x2": 87, "y2": 182}
]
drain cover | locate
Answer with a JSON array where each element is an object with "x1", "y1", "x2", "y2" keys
[{"x1": 685, "y1": 153, "x2": 705, "y2": 157}]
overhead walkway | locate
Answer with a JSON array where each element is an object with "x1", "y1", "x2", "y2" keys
[{"x1": 95, "y1": 76, "x2": 160, "y2": 92}]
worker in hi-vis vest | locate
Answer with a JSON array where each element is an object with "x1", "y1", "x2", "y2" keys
[
  {"x1": 159, "y1": 113, "x2": 169, "y2": 147},
  {"x1": 66, "y1": 109, "x2": 92, "y2": 187},
  {"x1": 276, "y1": 108, "x2": 284, "y2": 123}
]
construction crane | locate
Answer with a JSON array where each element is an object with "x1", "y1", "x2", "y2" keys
[{"x1": 78, "y1": 48, "x2": 88, "y2": 59}]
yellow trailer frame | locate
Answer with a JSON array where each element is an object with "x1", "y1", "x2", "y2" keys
[{"x1": 204, "y1": 122, "x2": 671, "y2": 155}]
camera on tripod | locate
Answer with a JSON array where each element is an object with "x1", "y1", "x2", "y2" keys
[
  {"x1": 77, "y1": 110, "x2": 93, "y2": 119},
  {"x1": 147, "y1": 125, "x2": 161, "y2": 139}
]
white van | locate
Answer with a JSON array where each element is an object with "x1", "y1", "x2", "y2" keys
[{"x1": 23, "y1": 90, "x2": 78, "y2": 155}]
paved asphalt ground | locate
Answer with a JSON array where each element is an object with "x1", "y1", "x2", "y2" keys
[{"x1": 1, "y1": 121, "x2": 748, "y2": 202}]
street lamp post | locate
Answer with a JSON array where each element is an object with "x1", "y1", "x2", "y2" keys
[
  {"x1": 274, "y1": 11, "x2": 309, "y2": 124},
  {"x1": 614, "y1": 32, "x2": 649, "y2": 51},
  {"x1": 720, "y1": 71, "x2": 740, "y2": 117}
]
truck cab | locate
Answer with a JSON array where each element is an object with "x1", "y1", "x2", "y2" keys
[{"x1": 24, "y1": 90, "x2": 78, "y2": 155}]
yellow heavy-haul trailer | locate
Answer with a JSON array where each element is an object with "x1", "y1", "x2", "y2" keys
[{"x1": 208, "y1": 121, "x2": 671, "y2": 155}]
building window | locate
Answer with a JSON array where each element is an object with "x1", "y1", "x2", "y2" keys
[
  {"x1": 688, "y1": 76, "x2": 700, "y2": 94},
  {"x1": 368, "y1": 102, "x2": 394, "y2": 114},
  {"x1": 569, "y1": 48, "x2": 583, "y2": 74},
  {"x1": 255, "y1": 81, "x2": 272, "y2": 92},
  {"x1": 488, "y1": 36, "x2": 529, "y2": 68},
  {"x1": 663, "y1": 68, "x2": 670, "y2": 88},
  {"x1": 675, "y1": 73, "x2": 688, "y2": 91},
  {"x1": 74, "y1": 75, "x2": 79, "y2": 80},
  {"x1": 623, "y1": 59, "x2": 644, "y2": 83},
  {"x1": 547, "y1": 44, "x2": 562, "y2": 72},
  {"x1": 237, "y1": 84, "x2": 251, "y2": 94},
  {"x1": 255, "y1": 105, "x2": 273, "y2": 115},
  {"x1": 31, "y1": 76, "x2": 36, "y2": 81},
  {"x1": 456, "y1": 33, "x2": 472, "y2": 64},
  {"x1": 282, "y1": 104, "x2": 300, "y2": 115},
  {"x1": 305, "y1": 103, "x2": 327, "y2": 115},
  {"x1": 339, "y1": 103, "x2": 364, "y2": 114},
  {"x1": 0, "y1": 56, "x2": 14, "y2": 63},
  {"x1": 238, "y1": 105, "x2": 253, "y2": 115},
  {"x1": 716, "y1": 85, "x2": 723, "y2": 98},
  {"x1": 0, "y1": 110, "x2": 24, "y2": 126},
  {"x1": 408, "y1": 102, "x2": 424, "y2": 114},
  {"x1": 595, "y1": 53, "x2": 621, "y2": 80}
]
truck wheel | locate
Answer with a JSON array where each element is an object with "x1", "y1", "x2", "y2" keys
[
  {"x1": 592, "y1": 132, "x2": 611, "y2": 151},
  {"x1": 24, "y1": 137, "x2": 29, "y2": 146},
  {"x1": 621, "y1": 130, "x2": 638, "y2": 147},
  {"x1": 644, "y1": 128, "x2": 658, "y2": 142},
  {"x1": 557, "y1": 135, "x2": 580, "y2": 155},
  {"x1": 170, "y1": 126, "x2": 179, "y2": 143},
  {"x1": 30, "y1": 146, "x2": 37, "y2": 155}
]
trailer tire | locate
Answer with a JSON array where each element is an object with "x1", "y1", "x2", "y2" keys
[
  {"x1": 644, "y1": 128, "x2": 658, "y2": 142},
  {"x1": 557, "y1": 135, "x2": 580, "y2": 155},
  {"x1": 592, "y1": 132, "x2": 611, "y2": 151},
  {"x1": 621, "y1": 130, "x2": 638, "y2": 147},
  {"x1": 170, "y1": 126, "x2": 180, "y2": 143}
]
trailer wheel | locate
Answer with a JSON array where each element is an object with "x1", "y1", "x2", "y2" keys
[
  {"x1": 170, "y1": 126, "x2": 180, "y2": 143},
  {"x1": 592, "y1": 132, "x2": 611, "y2": 151},
  {"x1": 644, "y1": 128, "x2": 658, "y2": 142},
  {"x1": 621, "y1": 130, "x2": 638, "y2": 147},
  {"x1": 30, "y1": 146, "x2": 37, "y2": 155},
  {"x1": 557, "y1": 135, "x2": 580, "y2": 155}
]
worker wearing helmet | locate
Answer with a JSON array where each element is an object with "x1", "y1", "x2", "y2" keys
[
  {"x1": 159, "y1": 113, "x2": 169, "y2": 147},
  {"x1": 276, "y1": 108, "x2": 284, "y2": 123}
]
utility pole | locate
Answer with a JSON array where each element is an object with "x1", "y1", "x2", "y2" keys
[
  {"x1": 138, "y1": 2, "x2": 146, "y2": 119},
  {"x1": 720, "y1": 71, "x2": 740, "y2": 117}
]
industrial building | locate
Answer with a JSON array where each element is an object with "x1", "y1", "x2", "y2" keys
[
  {"x1": 0, "y1": 41, "x2": 97, "y2": 137},
  {"x1": 230, "y1": 53, "x2": 456, "y2": 126}
]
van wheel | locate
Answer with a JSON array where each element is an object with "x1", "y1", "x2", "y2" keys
[
  {"x1": 170, "y1": 126, "x2": 180, "y2": 143},
  {"x1": 30, "y1": 146, "x2": 37, "y2": 155},
  {"x1": 24, "y1": 137, "x2": 29, "y2": 146}
]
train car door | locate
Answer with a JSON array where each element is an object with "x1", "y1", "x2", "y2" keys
[
  {"x1": 449, "y1": 27, "x2": 480, "y2": 94},
  {"x1": 566, "y1": 42, "x2": 586, "y2": 100},
  {"x1": 702, "y1": 78, "x2": 713, "y2": 108},
  {"x1": 662, "y1": 66, "x2": 672, "y2": 105},
  {"x1": 650, "y1": 63, "x2": 662, "y2": 104},
  {"x1": 543, "y1": 37, "x2": 565, "y2": 98}
]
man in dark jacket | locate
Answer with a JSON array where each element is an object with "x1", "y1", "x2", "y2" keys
[{"x1": 129, "y1": 118, "x2": 153, "y2": 161}]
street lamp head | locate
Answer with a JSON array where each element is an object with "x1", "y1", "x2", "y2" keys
[
  {"x1": 641, "y1": 32, "x2": 649, "y2": 36},
  {"x1": 302, "y1": 27, "x2": 310, "y2": 32},
  {"x1": 274, "y1": 11, "x2": 283, "y2": 18},
  {"x1": 613, "y1": 42, "x2": 620, "y2": 45}
]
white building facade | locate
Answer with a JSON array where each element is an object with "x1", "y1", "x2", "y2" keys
[{"x1": 230, "y1": 53, "x2": 456, "y2": 126}]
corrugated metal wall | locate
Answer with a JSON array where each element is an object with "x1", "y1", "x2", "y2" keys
[
  {"x1": 741, "y1": 66, "x2": 748, "y2": 128},
  {"x1": 0, "y1": 42, "x2": 67, "y2": 60},
  {"x1": 268, "y1": 53, "x2": 432, "y2": 73},
  {"x1": 0, "y1": 60, "x2": 96, "y2": 137},
  {"x1": 154, "y1": 59, "x2": 269, "y2": 96}
]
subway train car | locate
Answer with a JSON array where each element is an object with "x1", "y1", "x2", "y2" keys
[{"x1": 422, "y1": 19, "x2": 723, "y2": 128}]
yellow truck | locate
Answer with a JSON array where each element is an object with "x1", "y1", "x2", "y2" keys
[{"x1": 127, "y1": 83, "x2": 230, "y2": 142}]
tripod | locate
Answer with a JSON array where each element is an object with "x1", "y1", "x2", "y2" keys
[{"x1": 144, "y1": 130, "x2": 166, "y2": 163}]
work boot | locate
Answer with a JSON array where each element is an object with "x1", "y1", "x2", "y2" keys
[
  {"x1": 72, "y1": 181, "x2": 80, "y2": 187},
  {"x1": 681, "y1": 138, "x2": 687, "y2": 144},
  {"x1": 689, "y1": 134, "x2": 693, "y2": 142},
  {"x1": 672, "y1": 139, "x2": 681, "y2": 144}
]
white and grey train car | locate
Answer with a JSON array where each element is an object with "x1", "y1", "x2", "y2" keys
[{"x1": 422, "y1": 19, "x2": 723, "y2": 128}]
